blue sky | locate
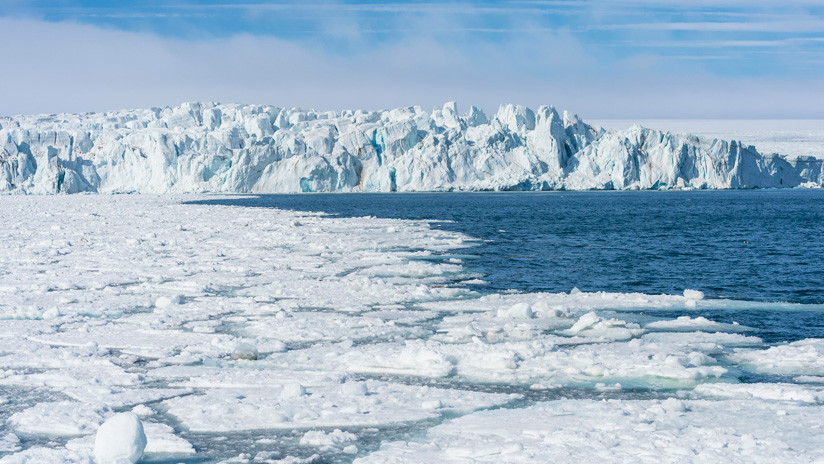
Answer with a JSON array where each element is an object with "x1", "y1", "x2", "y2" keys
[{"x1": 1, "y1": 0, "x2": 823, "y2": 118}]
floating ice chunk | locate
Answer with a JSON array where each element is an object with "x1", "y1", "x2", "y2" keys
[
  {"x1": 162, "y1": 378, "x2": 511, "y2": 432},
  {"x1": 422, "y1": 399, "x2": 444, "y2": 410},
  {"x1": 562, "y1": 312, "x2": 645, "y2": 340},
  {"x1": 420, "y1": 290, "x2": 726, "y2": 316},
  {"x1": 728, "y1": 339, "x2": 824, "y2": 376},
  {"x1": 154, "y1": 295, "x2": 182, "y2": 309},
  {"x1": 9, "y1": 401, "x2": 110, "y2": 436},
  {"x1": 62, "y1": 387, "x2": 191, "y2": 409},
  {"x1": 299, "y1": 429, "x2": 358, "y2": 448},
  {"x1": 694, "y1": 383, "x2": 824, "y2": 403},
  {"x1": 684, "y1": 289, "x2": 705, "y2": 300},
  {"x1": 281, "y1": 383, "x2": 307, "y2": 399},
  {"x1": 231, "y1": 341, "x2": 259, "y2": 360},
  {"x1": 530, "y1": 300, "x2": 568, "y2": 318},
  {"x1": 131, "y1": 404, "x2": 154, "y2": 418},
  {"x1": 342, "y1": 381, "x2": 369, "y2": 396},
  {"x1": 0, "y1": 446, "x2": 87, "y2": 464},
  {"x1": 496, "y1": 303, "x2": 534, "y2": 319},
  {"x1": 29, "y1": 325, "x2": 234, "y2": 361},
  {"x1": 0, "y1": 433, "x2": 20, "y2": 453},
  {"x1": 354, "y1": 398, "x2": 824, "y2": 463},
  {"x1": 65, "y1": 420, "x2": 192, "y2": 458},
  {"x1": 93, "y1": 413, "x2": 147, "y2": 464},
  {"x1": 646, "y1": 316, "x2": 751, "y2": 332},
  {"x1": 141, "y1": 422, "x2": 195, "y2": 455},
  {"x1": 566, "y1": 311, "x2": 601, "y2": 333},
  {"x1": 41, "y1": 306, "x2": 61, "y2": 320},
  {"x1": 369, "y1": 342, "x2": 456, "y2": 378}
]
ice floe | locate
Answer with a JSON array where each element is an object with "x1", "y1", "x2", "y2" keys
[
  {"x1": 1, "y1": 194, "x2": 823, "y2": 462},
  {"x1": 728, "y1": 339, "x2": 824, "y2": 376},
  {"x1": 355, "y1": 398, "x2": 824, "y2": 463}
]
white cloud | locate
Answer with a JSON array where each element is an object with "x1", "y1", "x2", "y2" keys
[{"x1": 0, "y1": 17, "x2": 822, "y2": 118}]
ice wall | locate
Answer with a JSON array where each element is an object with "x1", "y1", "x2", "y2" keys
[{"x1": 1, "y1": 102, "x2": 821, "y2": 193}]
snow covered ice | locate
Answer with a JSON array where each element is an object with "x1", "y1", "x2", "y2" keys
[
  {"x1": 1, "y1": 102, "x2": 823, "y2": 194},
  {"x1": 1, "y1": 194, "x2": 824, "y2": 462}
]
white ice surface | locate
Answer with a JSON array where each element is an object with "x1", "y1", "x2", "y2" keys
[
  {"x1": 1, "y1": 195, "x2": 823, "y2": 462},
  {"x1": 593, "y1": 119, "x2": 824, "y2": 159},
  {"x1": 355, "y1": 398, "x2": 824, "y2": 463},
  {"x1": 8, "y1": 402, "x2": 110, "y2": 436},
  {"x1": 0, "y1": 434, "x2": 19, "y2": 453},
  {"x1": 693, "y1": 382, "x2": 824, "y2": 403},
  {"x1": 161, "y1": 374, "x2": 515, "y2": 432},
  {"x1": 727, "y1": 338, "x2": 824, "y2": 376}
]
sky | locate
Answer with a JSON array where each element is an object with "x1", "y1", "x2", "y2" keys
[{"x1": 0, "y1": 0, "x2": 823, "y2": 118}]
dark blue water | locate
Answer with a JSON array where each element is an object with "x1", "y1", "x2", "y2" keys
[{"x1": 191, "y1": 190, "x2": 824, "y2": 305}]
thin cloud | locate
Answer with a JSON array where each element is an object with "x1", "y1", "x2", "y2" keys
[
  {"x1": 0, "y1": 16, "x2": 822, "y2": 119},
  {"x1": 607, "y1": 37, "x2": 824, "y2": 48},
  {"x1": 598, "y1": 20, "x2": 824, "y2": 33}
]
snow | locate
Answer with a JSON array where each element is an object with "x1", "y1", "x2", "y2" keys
[
  {"x1": 728, "y1": 339, "x2": 824, "y2": 376},
  {"x1": 161, "y1": 375, "x2": 514, "y2": 432},
  {"x1": 230, "y1": 341, "x2": 259, "y2": 360},
  {"x1": 0, "y1": 434, "x2": 20, "y2": 453},
  {"x1": 299, "y1": 429, "x2": 358, "y2": 449},
  {"x1": 93, "y1": 413, "x2": 146, "y2": 464},
  {"x1": 8, "y1": 402, "x2": 110, "y2": 436},
  {"x1": 645, "y1": 316, "x2": 751, "y2": 332},
  {"x1": 354, "y1": 398, "x2": 824, "y2": 463},
  {"x1": 1, "y1": 103, "x2": 822, "y2": 194},
  {"x1": 1, "y1": 194, "x2": 824, "y2": 462},
  {"x1": 683, "y1": 289, "x2": 705, "y2": 300},
  {"x1": 693, "y1": 382, "x2": 824, "y2": 403}
]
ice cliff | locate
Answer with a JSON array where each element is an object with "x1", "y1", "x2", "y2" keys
[{"x1": 1, "y1": 102, "x2": 822, "y2": 193}]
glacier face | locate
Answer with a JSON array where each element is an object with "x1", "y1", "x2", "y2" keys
[{"x1": 1, "y1": 101, "x2": 822, "y2": 194}]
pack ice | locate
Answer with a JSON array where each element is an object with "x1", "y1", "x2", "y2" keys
[
  {"x1": 2, "y1": 195, "x2": 824, "y2": 463},
  {"x1": 2, "y1": 102, "x2": 822, "y2": 193}
]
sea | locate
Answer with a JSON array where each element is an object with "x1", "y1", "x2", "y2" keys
[{"x1": 200, "y1": 189, "x2": 824, "y2": 344}]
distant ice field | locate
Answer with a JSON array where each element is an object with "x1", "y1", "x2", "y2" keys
[
  {"x1": 1, "y1": 193, "x2": 824, "y2": 463},
  {"x1": 593, "y1": 119, "x2": 824, "y2": 159}
]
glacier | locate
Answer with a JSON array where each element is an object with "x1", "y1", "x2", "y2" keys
[{"x1": 1, "y1": 101, "x2": 822, "y2": 194}]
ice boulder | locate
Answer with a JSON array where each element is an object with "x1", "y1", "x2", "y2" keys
[
  {"x1": 230, "y1": 341, "x2": 259, "y2": 360},
  {"x1": 497, "y1": 302, "x2": 534, "y2": 319},
  {"x1": 154, "y1": 295, "x2": 182, "y2": 309},
  {"x1": 683, "y1": 289, "x2": 705, "y2": 300},
  {"x1": 342, "y1": 381, "x2": 369, "y2": 396},
  {"x1": 93, "y1": 413, "x2": 147, "y2": 464},
  {"x1": 280, "y1": 383, "x2": 307, "y2": 399}
]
